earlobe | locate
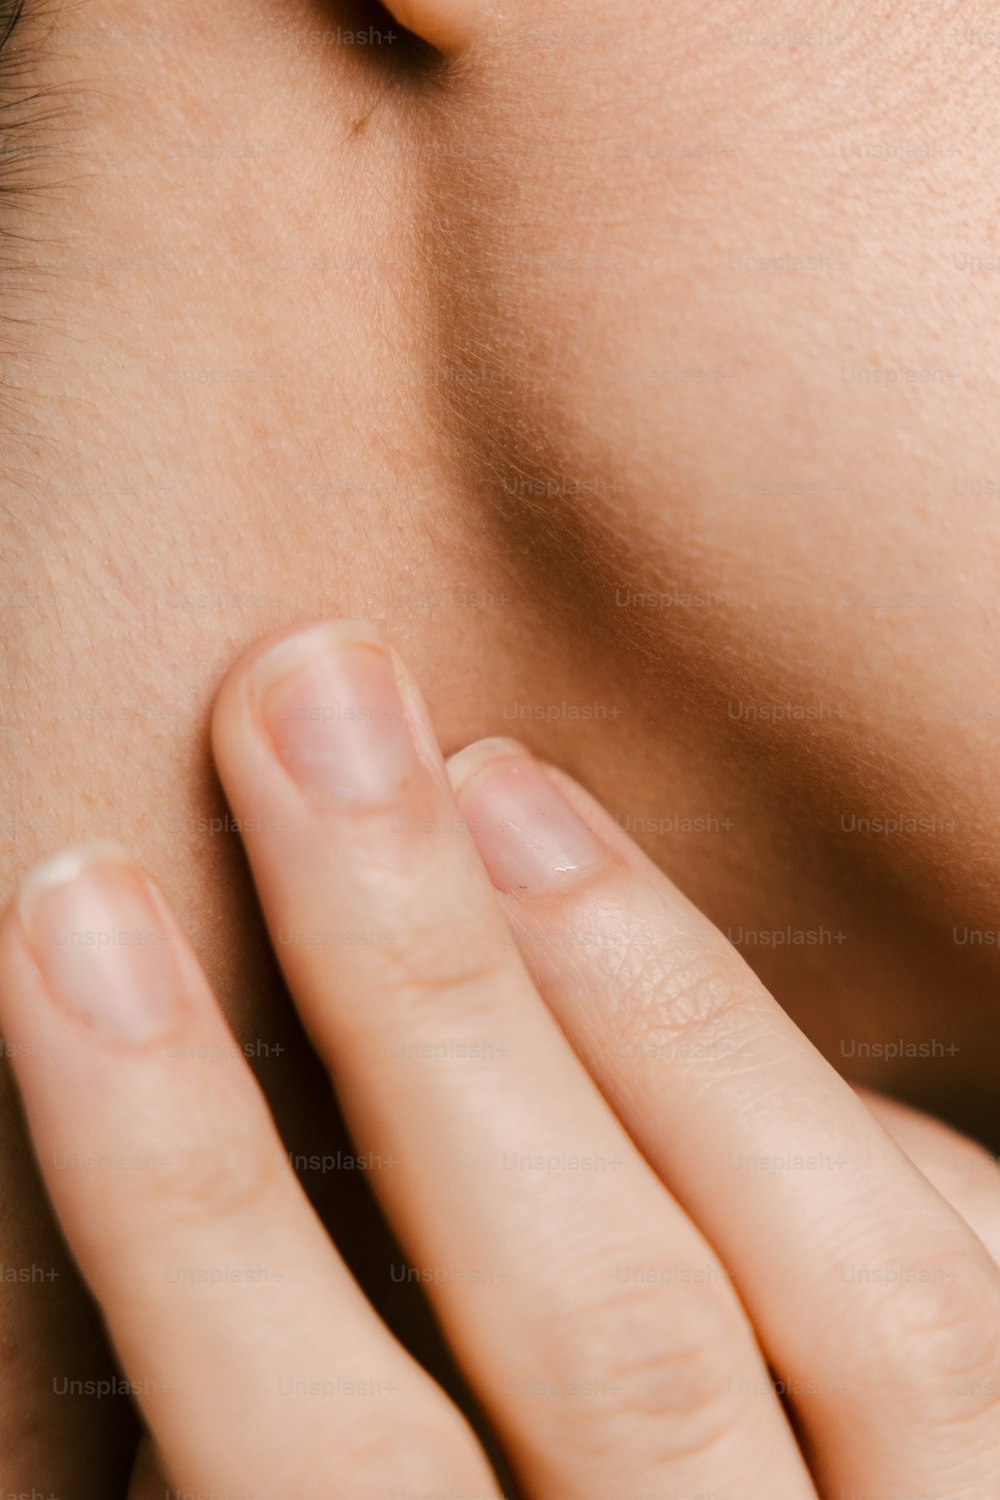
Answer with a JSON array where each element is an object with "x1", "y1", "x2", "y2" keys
[{"x1": 382, "y1": 0, "x2": 491, "y2": 52}]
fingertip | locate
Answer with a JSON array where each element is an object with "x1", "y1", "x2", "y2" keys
[
  {"x1": 4, "y1": 843, "x2": 190, "y2": 1047},
  {"x1": 210, "y1": 619, "x2": 452, "y2": 818},
  {"x1": 14, "y1": 840, "x2": 134, "y2": 933},
  {"x1": 445, "y1": 736, "x2": 529, "y2": 795},
  {"x1": 210, "y1": 619, "x2": 389, "y2": 754}
]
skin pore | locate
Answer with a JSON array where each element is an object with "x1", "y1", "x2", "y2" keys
[{"x1": 1, "y1": 0, "x2": 999, "y2": 1491}]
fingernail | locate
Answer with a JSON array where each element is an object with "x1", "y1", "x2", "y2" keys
[
  {"x1": 450, "y1": 741, "x2": 604, "y2": 894},
  {"x1": 251, "y1": 621, "x2": 417, "y2": 805},
  {"x1": 18, "y1": 842, "x2": 182, "y2": 1042}
]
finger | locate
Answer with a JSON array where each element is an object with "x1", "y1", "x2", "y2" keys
[
  {"x1": 450, "y1": 738, "x2": 1000, "y2": 1500},
  {"x1": 860, "y1": 1088, "x2": 1000, "y2": 1264},
  {"x1": 0, "y1": 1054, "x2": 137, "y2": 1495},
  {"x1": 0, "y1": 841, "x2": 498, "y2": 1500},
  {"x1": 211, "y1": 618, "x2": 816, "y2": 1500}
]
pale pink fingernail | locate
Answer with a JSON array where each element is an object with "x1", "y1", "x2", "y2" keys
[
  {"x1": 18, "y1": 842, "x2": 182, "y2": 1042},
  {"x1": 251, "y1": 621, "x2": 417, "y2": 806},
  {"x1": 450, "y1": 740, "x2": 604, "y2": 895}
]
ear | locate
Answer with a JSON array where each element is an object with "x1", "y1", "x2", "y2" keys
[{"x1": 381, "y1": 0, "x2": 491, "y2": 52}]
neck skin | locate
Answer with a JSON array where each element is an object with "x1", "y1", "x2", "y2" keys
[
  {"x1": 2, "y1": 2, "x2": 1000, "y2": 1492},
  {"x1": 2, "y1": 0, "x2": 997, "y2": 1135}
]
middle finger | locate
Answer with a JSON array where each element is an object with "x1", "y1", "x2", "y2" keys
[{"x1": 211, "y1": 618, "x2": 816, "y2": 1500}]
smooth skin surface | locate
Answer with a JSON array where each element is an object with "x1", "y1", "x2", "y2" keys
[
  {"x1": 0, "y1": 620, "x2": 997, "y2": 1499},
  {"x1": 2, "y1": 0, "x2": 1000, "y2": 1491}
]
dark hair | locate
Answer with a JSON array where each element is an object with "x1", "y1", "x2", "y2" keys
[
  {"x1": 0, "y1": 0, "x2": 22, "y2": 51},
  {"x1": 0, "y1": 2, "x2": 39, "y2": 176},
  {"x1": 0, "y1": 0, "x2": 69, "y2": 435},
  {"x1": 0, "y1": 0, "x2": 50, "y2": 247}
]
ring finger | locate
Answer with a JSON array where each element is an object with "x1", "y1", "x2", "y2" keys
[{"x1": 450, "y1": 737, "x2": 1000, "y2": 1498}]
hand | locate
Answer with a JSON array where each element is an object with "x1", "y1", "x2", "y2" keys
[{"x1": 1, "y1": 618, "x2": 996, "y2": 1497}]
